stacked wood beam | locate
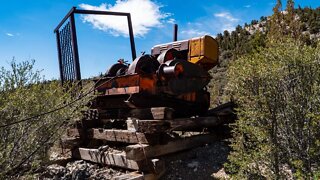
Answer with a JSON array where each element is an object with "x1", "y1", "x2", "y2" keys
[{"x1": 59, "y1": 105, "x2": 234, "y2": 179}]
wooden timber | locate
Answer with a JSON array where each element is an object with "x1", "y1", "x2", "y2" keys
[
  {"x1": 113, "y1": 172, "x2": 144, "y2": 180},
  {"x1": 125, "y1": 134, "x2": 218, "y2": 161},
  {"x1": 57, "y1": 103, "x2": 235, "y2": 179},
  {"x1": 73, "y1": 148, "x2": 165, "y2": 172},
  {"x1": 113, "y1": 170, "x2": 165, "y2": 180},
  {"x1": 126, "y1": 116, "x2": 230, "y2": 133},
  {"x1": 126, "y1": 119, "x2": 170, "y2": 133},
  {"x1": 88, "y1": 129, "x2": 161, "y2": 144},
  {"x1": 169, "y1": 116, "x2": 228, "y2": 131},
  {"x1": 84, "y1": 107, "x2": 174, "y2": 121}
]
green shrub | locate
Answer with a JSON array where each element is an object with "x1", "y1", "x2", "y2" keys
[
  {"x1": 0, "y1": 59, "x2": 91, "y2": 177},
  {"x1": 225, "y1": 40, "x2": 320, "y2": 179}
]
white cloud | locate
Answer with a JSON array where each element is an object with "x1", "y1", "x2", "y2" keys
[
  {"x1": 181, "y1": 29, "x2": 209, "y2": 38},
  {"x1": 244, "y1": 5, "x2": 251, "y2": 8},
  {"x1": 167, "y1": 18, "x2": 175, "y2": 24},
  {"x1": 180, "y1": 22, "x2": 210, "y2": 39},
  {"x1": 179, "y1": 11, "x2": 242, "y2": 39},
  {"x1": 213, "y1": 11, "x2": 240, "y2": 32},
  {"x1": 214, "y1": 12, "x2": 239, "y2": 22},
  {"x1": 79, "y1": 0, "x2": 172, "y2": 37},
  {"x1": 6, "y1": 33, "x2": 14, "y2": 37}
]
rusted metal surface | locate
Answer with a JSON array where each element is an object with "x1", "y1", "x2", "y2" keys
[
  {"x1": 55, "y1": 7, "x2": 221, "y2": 117},
  {"x1": 93, "y1": 41, "x2": 216, "y2": 116},
  {"x1": 105, "y1": 86, "x2": 140, "y2": 95},
  {"x1": 151, "y1": 39, "x2": 189, "y2": 56},
  {"x1": 127, "y1": 55, "x2": 160, "y2": 75}
]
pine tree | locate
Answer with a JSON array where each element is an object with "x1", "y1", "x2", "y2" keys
[
  {"x1": 268, "y1": 0, "x2": 285, "y2": 41},
  {"x1": 285, "y1": 0, "x2": 302, "y2": 39}
]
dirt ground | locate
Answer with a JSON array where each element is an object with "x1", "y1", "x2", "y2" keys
[{"x1": 160, "y1": 141, "x2": 230, "y2": 180}]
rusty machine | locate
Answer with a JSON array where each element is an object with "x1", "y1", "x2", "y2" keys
[
  {"x1": 53, "y1": 8, "x2": 234, "y2": 178},
  {"x1": 54, "y1": 7, "x2": 219, "y2": 119},
  {"x1": 93, "y1": 35, "x2": 218, "y2": 118}
]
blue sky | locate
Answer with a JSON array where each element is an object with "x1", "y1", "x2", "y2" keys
[{"x1": 1, "y1": 0, "x2": 319, "y2": 79}]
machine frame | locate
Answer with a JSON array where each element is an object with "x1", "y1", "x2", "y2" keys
[{"x1": 54, "y1": 7, "x2": 137, "y2": 84}]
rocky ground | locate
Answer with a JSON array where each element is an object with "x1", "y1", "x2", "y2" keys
[
  {"x1": 37, "y1": 161, "x2": 127, "y2": 180},
  {"x1": 37, "y1": 140, "x2": 230, "y2": 180},
  {"x1": 160, "y1": 141, "x2": 230, "y2": 180}
]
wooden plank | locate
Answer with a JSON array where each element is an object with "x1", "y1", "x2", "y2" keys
[
  {"x1": 73, "y1": 148, "x2": 164, "y2": 172},
  {"x1": 128, "y1": 107, "x2": 174, "y2": 120},
  {"x1": 85, "y1": 107, "x2": 174, "y2": 120},
  {"x1": 88, "y1": 129, "x2": 160, "y2": 144},
  {"x1": 207, "y1": 102, "x2": 235, "y2": 116},
  {"x1": 113, "y1": 172, "x2": 144, "y2": 180},
  {"x1": 150, "y1": 107, "x2": 174, "y2": 120},
  {"x1": 169, "y1": 116, "x2": 226, "y2": 131},
  {"x1": 126, "y1": 119, "x2": 171, "y2": 133},
  {"x1": 113, "y1": 170, "x2": 165, "y2": 180},
  {"x1": 127, "y1": 116, "x2": 230, "y2": 133},
  {"x1": 126, "y1": 134, "x2": 218, "y2": 161}
]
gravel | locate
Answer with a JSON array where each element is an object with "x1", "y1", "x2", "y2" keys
[
  {"x1": 160, "y1": 141, "x2": 230, "y2": 180},
  {"x1": 40, "y1": 160, "x2": 127, "y2": 180}
]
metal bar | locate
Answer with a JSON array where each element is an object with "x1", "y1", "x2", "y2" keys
[
  {"x1": 59, "y1": 28, "x2": 65, "y2": 81},
  {"x1": 75, "y1": 9, "x2": 136, "y2": 60},
  {"x1": 173, "y1": 24, "x2": 178, "y2": 42},
  {"x1": 62, "y1": 26, "x2": 69, "y2": 81},
  {"x1": 65, "y1": 24, "x2": 72, "y2": 81},
  {"x1": 69, "y1": 13, "x2": 81, "y2": 81},
  {"x1": 74, "y1": 9, "x2": 130, "y2": 16},
  {"x1": 56, "y1": 31, "x2": 64, "y2": 84},
  {"x1": 54, "y1": 7, "x2": 76, "y2": 33},
  {"x1": 127, "y1": 14, "x2": 137, "y2": 60}
]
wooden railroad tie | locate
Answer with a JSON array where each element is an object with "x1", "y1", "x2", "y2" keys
[{"x1": 56, "y1": 104, "x2": 235, "y2": 180}]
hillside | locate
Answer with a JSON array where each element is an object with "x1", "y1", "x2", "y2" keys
[{"x1": 209, "y1": 5, "x2": 320, "y2": 107}]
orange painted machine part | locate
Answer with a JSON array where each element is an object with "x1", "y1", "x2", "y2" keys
[
  {"x1": 94, "y1": 35, "x2": 218, "y2": 116},
  {"x1": 95, "y1": 73, "x2": 207, "y2": 105}
]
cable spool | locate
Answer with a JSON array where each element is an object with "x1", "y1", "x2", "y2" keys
[
  {"x1": 157, "y1": 61, "x2": 184, "y2": 80},
  {"x1": 127, "y1": 55, "x2": 160, "y2": 75},
  {"x1": 157, "y1": 48, "x2": 182, "y2": 64},
  {"x1": 105, "y1": 63, "x2": 128, "y2": 77}
]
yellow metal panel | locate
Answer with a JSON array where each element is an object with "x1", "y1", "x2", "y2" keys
[{"x1": 188, "y1": 35, "x2": 219, "y2": 70}]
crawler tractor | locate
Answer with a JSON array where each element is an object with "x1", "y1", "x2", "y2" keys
[{"x1": 54, "y1": 7, "x2": 220, "y2": 120}]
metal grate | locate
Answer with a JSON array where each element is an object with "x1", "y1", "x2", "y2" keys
[
  {"x1": 58, "y1": 22, "x2": 76, "y2": 82},
  {"x1": 54, "y1": 7, "x2": 136, "y2": 85}
]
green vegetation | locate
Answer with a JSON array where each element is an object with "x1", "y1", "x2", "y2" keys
[
  {"x1": 226, "y1": 40, "x2": 320, "y2": 179},
  {"x1": 209, "y1": 1, "x2": 320, "y2": 107},
  {"x1": 219, "y1": 0, "x2": 320, "y2": 179},
  {"x1": 0, "y1": 59, "x2": 90, "y2": 178}
]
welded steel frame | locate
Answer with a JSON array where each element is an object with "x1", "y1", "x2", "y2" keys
[{"x1": 54, "y1": 7, "x2": 137, "y2": 84}]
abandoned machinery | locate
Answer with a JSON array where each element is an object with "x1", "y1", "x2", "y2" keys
[{"x1": 93, "y1": 35, "x2": 219, "y2": 118}]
